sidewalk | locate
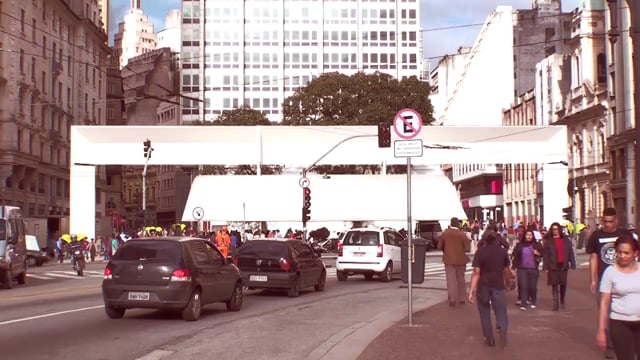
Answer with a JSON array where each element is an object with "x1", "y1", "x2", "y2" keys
[{"x1": 358, "y1": 268, "x2": 603, "y2": 360}]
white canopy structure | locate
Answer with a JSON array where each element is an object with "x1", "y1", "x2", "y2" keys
[
  {"x1": 70, "y1": 125, "x2": 568, "y2": 237},
  {"x1": 181, "y1": 172, "x2": 467, "y2": 223}
]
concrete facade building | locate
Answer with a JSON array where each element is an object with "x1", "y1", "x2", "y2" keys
[
  {"x1": 0, "y1": 0, "x2": 109, "y2": 240},
  {"x1": 553, "y1": 3, "x2": 609, "y2": 227},
  {"x1": 113, "y1": 0, "x2": 157, "y2": 69},
  {"x1": 157, "y1": 9, "x2": 181, "y2": 55},
  {"x1": 97, "y1": 0, "x2": 109, "y2": 35},
  {"x1": 605, "y1": 0, "x2": 636, "y2": 225},
  {"x1": 430, "y1": 0, "x2": 571, "y2": 224},
  {"x1": 180, "y1": 0, "x2": 423, "y2": 123},
  {"x1": 502, "y1": 90, "x2": 540, "y2": 225}
]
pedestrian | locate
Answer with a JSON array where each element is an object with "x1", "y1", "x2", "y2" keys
[
  {"x1": 216, "y1": 226, "x2": 231, "y2": 258},
  {"x1": 542, "y1": 222, "x2": 576, "y2": 311},
  {"x1": 596, "y1": 234, "x2": 640, "y2": 359},
  {"x1": 468, "y1": 232, "x2": 513, "y2": 348},
  {"x1": 437, "y1": 217, "x2": 471, "y2": 307},
  {"x1": 586, "y1": 207, "x2": 631, "y2": 359},
  {"x1": 511, "y1": 229, "x2": 543, "y2": 310}
]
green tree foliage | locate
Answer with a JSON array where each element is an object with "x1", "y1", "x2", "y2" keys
[
  {"x1": 197, "y1": 106, "x2": 282, "y2": 175},
  {"x1": 282, "y1": 72, "x2": 433, "y2": 174},
  {"x1": 282, "y1": 72, "x2": 434, "y2": 126}
]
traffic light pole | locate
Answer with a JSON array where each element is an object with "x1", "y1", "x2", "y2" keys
[
  {"x1": 301, "y1": 134, "x2": 377, "y2": 240},
  {"x1": 142, "y1": 147, "x2": 153, "y2": 229}
]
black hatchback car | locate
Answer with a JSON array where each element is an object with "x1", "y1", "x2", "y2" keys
[
  {"x1": 102, "y1": 237, "x2": 243, "y2": 321},
  {"x1": 233, "y1": 240, "x2": 326, "y2": 297}
]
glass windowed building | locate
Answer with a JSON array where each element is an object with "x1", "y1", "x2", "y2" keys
[{"x1": 180, "y1": 0, "x2": 423, "y2": 123}]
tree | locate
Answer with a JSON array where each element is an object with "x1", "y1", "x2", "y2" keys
[
  {"x1": 198, "y1": 106, "x2": 283, "y2": 175},
  {"x1": 282, "y1": 72, "x2": 434, "y2": 126},
  {"x1": 282, "y1": 72, "x2": 434, "y2": 173}
]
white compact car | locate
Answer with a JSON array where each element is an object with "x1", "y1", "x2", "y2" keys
[{"x1": 335, "y1": 227, "x2": 403, "y2": 282}]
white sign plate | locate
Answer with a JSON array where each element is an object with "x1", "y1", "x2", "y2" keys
[
  {"x1": 394, "y1": 140, "x2": 423, "y2": 158},
  {"x1": 393, "y1": 108, "x2": 423, "y2": 140},
  {"x1": 299, "y1": 177, "x2": 310, "y2": 188},
  {"x1": 192, "y1": 206, "x2": 204, "y2": 220}
]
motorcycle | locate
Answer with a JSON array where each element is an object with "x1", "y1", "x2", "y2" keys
[{"x1": 72, "y1": 249, "x2": 85, "y2": 276}]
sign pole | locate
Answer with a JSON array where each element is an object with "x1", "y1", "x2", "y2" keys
[{"x1": 406, "y1": 157, "x2": 413, "y2": 325}]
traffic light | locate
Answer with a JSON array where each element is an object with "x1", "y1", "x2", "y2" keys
[
  {"x1": 562, "y1": 206, "x2": 573, "y2": 222},
  {"x1": 302, "y1": 188, "x2": 311, "y2": 224},
  {"x1": 143, "y1": 139, "x2": 151, "y2": 159},
  {"x1": 377, "y1": 123, "x2": 391, "y2": 148}
]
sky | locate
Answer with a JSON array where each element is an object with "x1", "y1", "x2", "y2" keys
[{"x1": 110, "y1": 0, "x2": 584, "y2": 59}]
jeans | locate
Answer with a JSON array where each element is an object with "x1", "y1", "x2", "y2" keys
[
  {"x1": 609, "y1": 319, "x2": 640, "y2": 360},
  {"x1": 517, "y1": 268, "x2": 539, "y2": 305},
  {"x1": 476, "y1": 286, "x2": 508, "y2": 338}
]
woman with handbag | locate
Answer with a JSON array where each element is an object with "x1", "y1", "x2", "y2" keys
[{"x1": 542, "y1": 222, "x2": 576, "y2": 311}]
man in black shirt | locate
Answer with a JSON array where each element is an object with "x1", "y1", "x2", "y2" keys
[
  {"x1": 469, "y1": 232, "x2": 512, "y2": 348},
  {"x1": 586, "y1": 207, "x2": 630, "y2": 359}
]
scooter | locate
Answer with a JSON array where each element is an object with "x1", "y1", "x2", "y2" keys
[{"x1": 72, "y1": 249, "x2": 85, "y2": 276}]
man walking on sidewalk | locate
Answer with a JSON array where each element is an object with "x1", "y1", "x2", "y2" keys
[
  {"x1": 469, "y1": 232, "x2": 513, "y2": 348},
  {"x1": 438, "y1": 217, "x2": 471, "y2": 307},
  {"x1": 586, "y1": 207, "x2": 629, "y2": 359}
]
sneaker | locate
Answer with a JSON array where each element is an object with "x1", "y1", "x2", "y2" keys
[
  {"x1": 519, "y1": 306, "x2": 526, "y2": 311},
  {"x1": 530, "y1": 304, "x2": 536, "y2": 309},
  {"x1": 515, "y1": 300, "x2": 522, "y2": 306}
]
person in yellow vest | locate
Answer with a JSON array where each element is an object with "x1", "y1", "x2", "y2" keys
[{"x1": 216, "y1": 226, "x2": 231, "y2": 258}]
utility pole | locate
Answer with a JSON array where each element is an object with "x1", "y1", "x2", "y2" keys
[{"x1": 631, "y1": 0, "x2": 640, "y2": 225}]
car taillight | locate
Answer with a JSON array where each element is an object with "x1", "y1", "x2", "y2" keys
[
  {"x1": 170, "y1": 268, "x2": 192, "y2": 282},
  {"x1": 232, "y1": 257, "x2": 238, "y2": 266},
  {"x1": 377, "y1": 244, "x2": 383, "y2": 257},
  {"x1": 279, "y1": 258, "x2": 291, "y2": 272},
  {"x1": 104, "y1": 267, "x2": 113, "y2": 280},
  {"x1": 338, "y1": 243, "x2": 344, "y2": 257}
]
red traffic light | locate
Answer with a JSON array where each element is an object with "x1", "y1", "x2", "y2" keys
[{"x1": 304, "y1": 188, "x2": 311, "y2": 196}]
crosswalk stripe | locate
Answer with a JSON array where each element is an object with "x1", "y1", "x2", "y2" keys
[
  {"x1": 26, "y1": 274, "x2": 53, "y2": 280},
  {"x1": 43, "y1": 272, "x2": 82, "y2": 279}
]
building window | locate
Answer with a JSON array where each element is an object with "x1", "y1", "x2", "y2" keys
[
  {"x1": 597, "y1": 53, "x2": 606, "y2": 84},
  {"x1": 20, "y1": 9, "x2": 25, "y2": 33}
]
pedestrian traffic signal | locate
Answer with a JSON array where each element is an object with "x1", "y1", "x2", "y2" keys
[
  {"x1": 377, "y1": 123, "x2": 391, "y2": 148},
  {"x1": 302, "y1": 207, "x2": 311, "y2": 224},
  {"x1": 143, "y1": 139, "x2": 151, "y2": 159},
  {"x1": 562, "y1": 206, "x2": 573, "y2": 221}
]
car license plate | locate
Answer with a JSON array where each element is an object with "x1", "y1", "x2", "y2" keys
[
  {"x1": 128, "y1": 292, "x2": 150, "y2": 301},
  {"x1": 353, "y1": 252, "x2": 365, "y2": 256},
  {"x1": 249, "y1": 275, "x2": 268, "y2": 282}
]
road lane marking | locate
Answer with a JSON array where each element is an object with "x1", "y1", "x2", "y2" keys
[
  {"x1": 136, "y1": 350, "x2": 176, "y2": 360},
  {"x1": 0, "y1": 305, "x2": 103, "y2": 326},
  {"x1": 26, "y1": 274, "x2": 53, "y2": 280},
  {"x1": 0, "y1": 284, "x2": 99, "y2": 301},
  {"x1": 43, "y1": 272, "x2": 82, "y2": 279}
]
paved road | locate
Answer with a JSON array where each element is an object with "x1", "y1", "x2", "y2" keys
[{"x1": 0, "y1": 259, "x2": 446, "y2": 360}]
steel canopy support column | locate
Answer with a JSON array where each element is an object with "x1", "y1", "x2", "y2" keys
[
  {"x1": 630, "y1": 0, "x2": 640, "y2": 224},
  {"x1": 70, "y1": 164, "x2": 96, "y2": 238},
  {"x1": 542, "y1": 163, "x2": 569, "y2": 226}
]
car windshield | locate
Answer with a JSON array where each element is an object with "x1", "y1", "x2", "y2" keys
[
  {"x1": 0, "y1": 219, "x2": 6, "y2": 240},
  {"x1": 343, "y1": 231, "x2": 379, "y2": 246},
  {"x1": 113, "y1": 241, "x2": 181, "y2": 262},
  {"x1": 236, "y1": 241, "x2": 287, "y2": 258}
]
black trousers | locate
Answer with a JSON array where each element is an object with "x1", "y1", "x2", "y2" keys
[{"x1": 609, "y1": 319, "x2": 640, "y2": 360}]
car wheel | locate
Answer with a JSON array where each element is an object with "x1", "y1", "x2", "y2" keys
[
  {"x1": 336, "y1": 270, "x2": 348, "y2": 282},
  {"x1": 314, "y1": 271, "x2": 326, "y2": 291},
  {"x1": 17, "y1": 264, "x2": 26, "y2": 285},
  {"x1": 105, "y1": 305, "x2": 125, "y2": 319},
  {"x1": 364, "y1": 273, "x2": 374, "y2": 281},
  {"x1": 1, "y1": 270, "x2": 13, "y2": 289},
  {"x1": 226, "y1": 282, "x2": 243, "y2": 312},
  {"x1": 35, "y1": 260, "x2": 44, "y2": 267},
  {"x1": 380, "y1": 262, "x2": 393, "y2": 282},
  {"x1": 288, "y1": 274, "x2": 301, "y2": 298},
  {"x1": 182, "y1": 289, "x2": 202, "y2": 321}
]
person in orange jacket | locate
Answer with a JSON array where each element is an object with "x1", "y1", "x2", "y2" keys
[{"x1": 216, "y1": 226, "x2": 231, "y2": 258}]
